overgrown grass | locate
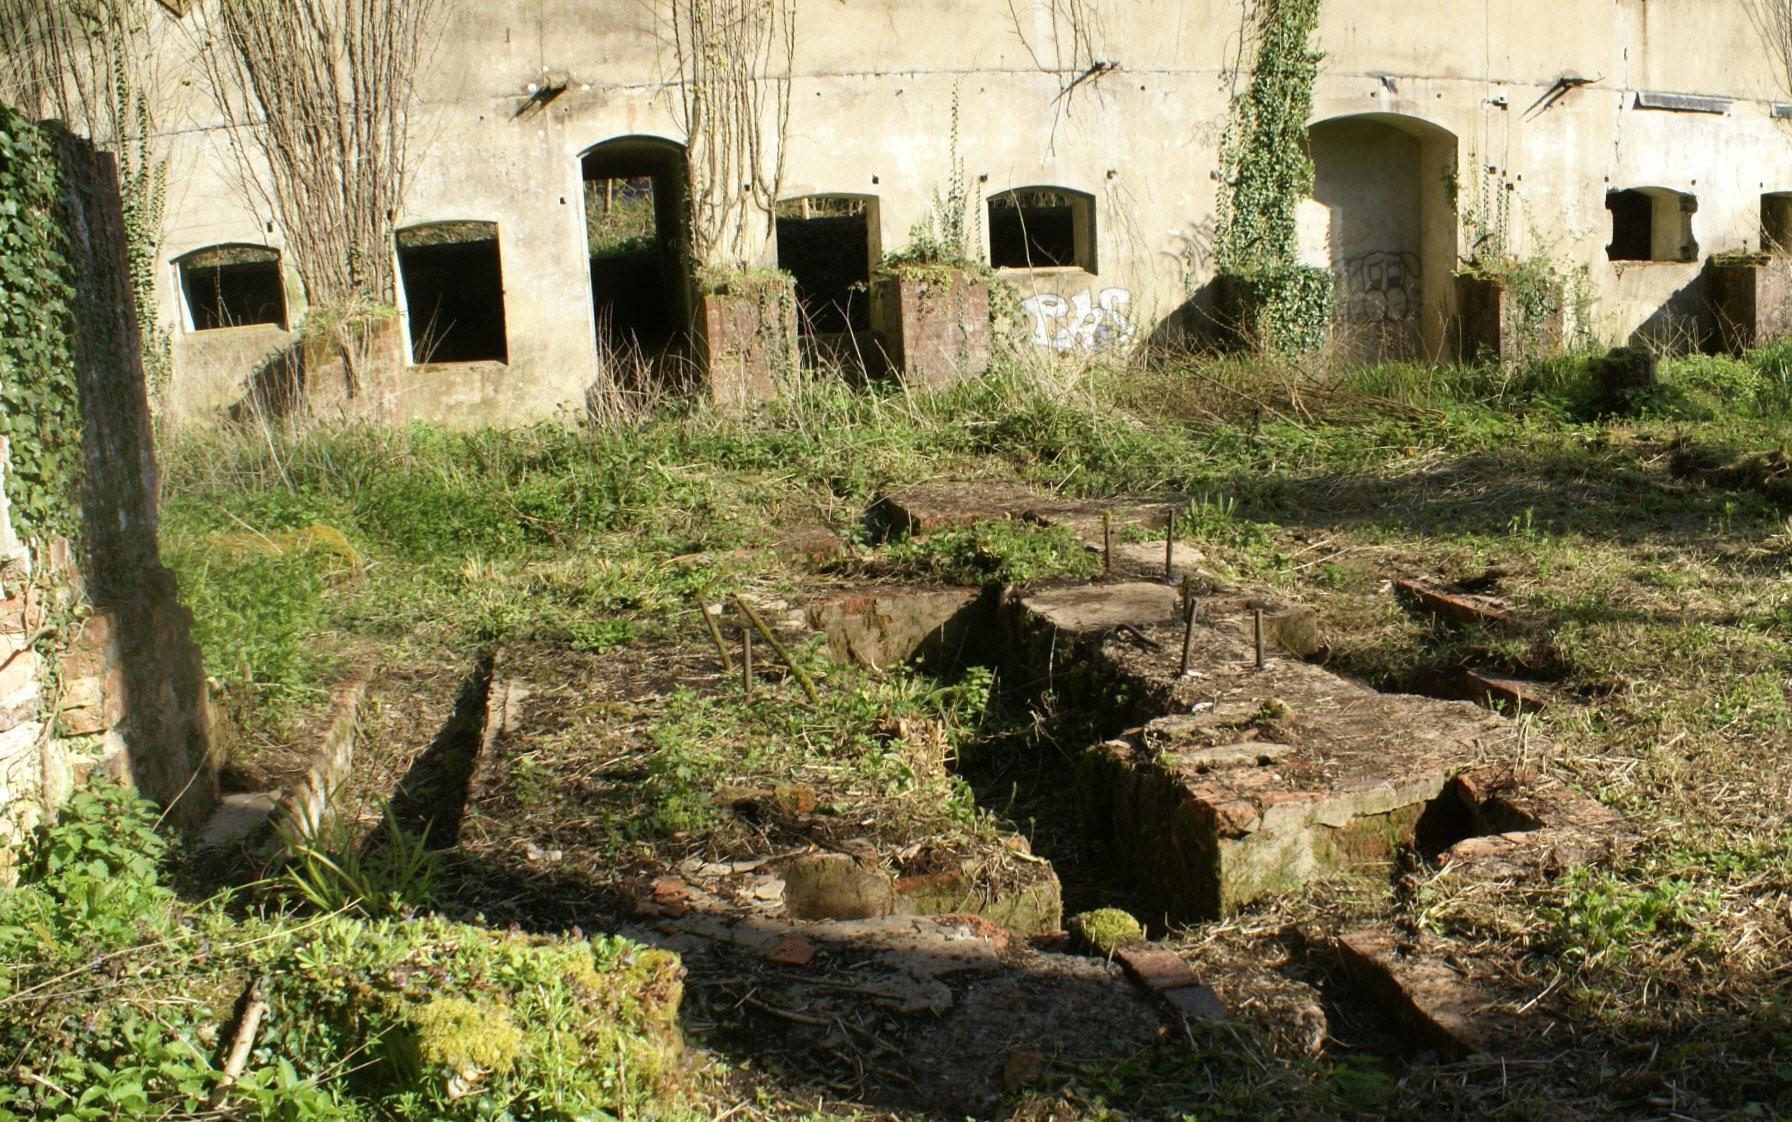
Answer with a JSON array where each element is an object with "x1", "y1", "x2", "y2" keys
[
  {"x1": 143, "y1": 347, "x2": 1792, "y2": 1118},
  {"x1": 0, "y1": 782, "x2": 691, "y2": 1122}
]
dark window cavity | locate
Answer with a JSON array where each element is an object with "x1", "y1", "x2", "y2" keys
[
  {"x1": 775, "y1": 195, "x2": 877, "y2": 334},
  {"x1": 1763, "y1": 193, "x2": 1792, "y2": 254},
  {"x1": 1606, "y1": 188, "x2": 1697, "y2": 263},
  {"x1": 178, "y1": 245, "x2": 286, "y2": 330},
  {"x1": 396, "y1": 221, "x2": 508, "y2": 364},
  {"x1": 988, "y1": 187, "x2": 1095, "y2": 270}
]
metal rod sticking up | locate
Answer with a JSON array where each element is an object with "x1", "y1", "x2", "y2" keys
[
  {"x1": 1164, "y1": 509, "x2": 1176, "y2": 580},
  {"x1": 1179, "y1": 574, "x2": 1197, "y2": 677},
  {"x1": 700, "y1": 600, "x2": 734, "y2": 672},
  {"x1": 1103, "y1": 511, "x2": 1113, "y2": 575},
  {"x1": 1253, "y1": 608, "x2": 1265, "y2": 670},
  {"x1": 742, "y1": 628, "x2": 753, "y2": 698}
]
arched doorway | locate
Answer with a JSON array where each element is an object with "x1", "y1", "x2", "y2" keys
[
  {"x1": 1304, "y1": 113, "x2": 1458, "y2": 360},
  {"x1": 580, "y1": 136, "x2": 692, "y2": 356}
]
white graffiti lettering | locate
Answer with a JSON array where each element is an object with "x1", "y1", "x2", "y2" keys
[{"x1": 1021, "y1": 287, "x2": 1136, "y2": 351}]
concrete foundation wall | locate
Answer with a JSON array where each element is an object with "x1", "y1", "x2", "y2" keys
[{"x1": 141, "y1": 0, "x2": 1792, "y2": 424}]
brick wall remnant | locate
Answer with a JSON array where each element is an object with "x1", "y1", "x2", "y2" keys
[{"x1": 0, "y1": 113, "x2": 217, "y2": 877}]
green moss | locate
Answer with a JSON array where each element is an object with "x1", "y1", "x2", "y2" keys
[
  {"x1": 1068, "y1": 907, "x2": 1144, "y2": 954},
  {"x1": 412, "y1": 997, "x2": 523, "y2": 1075}
]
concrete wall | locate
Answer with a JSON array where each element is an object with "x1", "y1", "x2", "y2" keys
[{"x1": 142, "y1": 0, "x2": 1792, "y2": 423}]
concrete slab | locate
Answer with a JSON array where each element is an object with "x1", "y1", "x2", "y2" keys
[
  {"x1": 197, "y1": 790, "x2": 281, "y2": 849},
  {"x1": 867, "y1": 481, "x2": 1049, "y2": 540}
]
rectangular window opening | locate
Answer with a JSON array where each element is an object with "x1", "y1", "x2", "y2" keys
[
  {"x1": 179, "y1": 246, "x2": 286, "y2": 330},
  {"x1": 775, "y1": 196, "x2": 875, "y2": 335},
  {"x1": 396, "y1": 222, "x2": 508, "y2": 364},
  {"x1": 1763, "y1": 194, "x2": 1792, "y2": 254},
  {"x1": 1607, "y1": 188, "x2": 1697, "y2": 263}
]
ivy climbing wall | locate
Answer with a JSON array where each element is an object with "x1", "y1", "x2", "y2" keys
[{"x1": 0, "y1": 105, "x2": 215, "y2": 879}]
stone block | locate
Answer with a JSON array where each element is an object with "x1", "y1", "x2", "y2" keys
[
  {"x1": 871, "y1": 270, "x2": 992, "y2": 388},
  {"x1": 0, "y1": 642, "x2": 41, "y2": 706},
  {"x1": 891, "y1": 856, "x2": 1063, "y2": 937},
  {"x1": 781, "y1": 852, "x2": 896, "y2": 920},
  {"x1": 77, "y1": 611, "x2": 116, "y2": 648},
  {"x1": 1164, "y1": 983, "x2": 1227, "y2": 1022}
]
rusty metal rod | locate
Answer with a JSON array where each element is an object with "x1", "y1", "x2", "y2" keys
[
  {"x1": 700, "y1": 600, "x2": 734, "y2": 673},
  {"x1": 1103, "y1": 511, "x2": 1113, "y2": 575},
  {"x1": 1253, "y1": 608, "x2": 1265, "y2": 670},
  {"x1": 742, "y1": 628, "x2": 753, "y2": 698},
  {"x1": 1164, "y1": 509, "x2": 1176, "y2": 580},
  {"x1": 734, "y1": 595, "x2": 820, "y2": 705},
  {"x1": 1180, "y1": 576, "x2": 1197, "y2": 678}
]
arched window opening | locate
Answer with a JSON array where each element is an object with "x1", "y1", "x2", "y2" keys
[
  {"x1": 395, "y1": 221, "x2": 508, "y2": 364},
  {"x1": 177, "y1": 245, "x2": 286, "y2": 331},
  {"x1": 988, "y1": 187, "x2": 1095, "y2": 271}
]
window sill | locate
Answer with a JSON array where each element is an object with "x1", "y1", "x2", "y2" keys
[
  {"x1": 185, "y1": 322, "x2": 289, "y2": 337},
  {"x1": 993, "y1": 264, "x2": 1098, "y2": 278}
]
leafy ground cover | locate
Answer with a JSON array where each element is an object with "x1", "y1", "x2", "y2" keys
[{"x1": 7, "y1": 346, "x2": 1792, "y2": 1119}]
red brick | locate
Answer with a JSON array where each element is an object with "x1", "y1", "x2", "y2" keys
[
  {"x1": 1114, "y1": 946, "x2": 1198, "y2": 993},
  {"x1": 764, "y1": 936, "x2": 816, "y2": 967},
  {"x1": 1392, "y1": 579, "x2": 1511, "y2": 627}
]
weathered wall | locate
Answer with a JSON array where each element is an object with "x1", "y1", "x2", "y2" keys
[
  {"x1": 0, "y1": 114, "x2": 216, "y2": 878},
  {"x1": 141, "y1": 0, "x2": 1792, "y2": 424}
]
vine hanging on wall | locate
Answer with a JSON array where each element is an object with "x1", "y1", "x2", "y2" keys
[
  {"x1": 0, "y1": 105, "x2": 84, "y2": 550},
  {"x1": 1212, "y1": 0, "x2": 1331, "y2": 354}
]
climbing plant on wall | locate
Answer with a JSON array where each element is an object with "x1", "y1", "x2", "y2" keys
[
  {"x1": 0, "y1": 105, "x2": 83, "y2": 547},
  {"x1": 0, "y1": 0, "x2": 172, "y2": 409},
  {"x1": 1213, "y1": 0, "x2": 1330, "y2": 354}
]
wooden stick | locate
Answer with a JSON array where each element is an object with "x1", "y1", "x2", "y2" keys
[
  {"x1": 208, "y1": 978, "x2": 268, "y2": 1109},
  {"x1": 734, "y1": 595, "x2": 819, "y2": 704},
  {"x1": 1102, "y1": 511, "x2": 1113, "y2": 575},
  {"x1": 699, "y1": 599, "x2": 734, "y2": 672}
]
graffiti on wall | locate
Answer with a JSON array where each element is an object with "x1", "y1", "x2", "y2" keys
[
  {"x1": 1021, "y1": 287, "x2": 1136, "y2": 351},
  {"x1": 1341, "y1": 250, "x2": 1420, "y2": 325}
]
